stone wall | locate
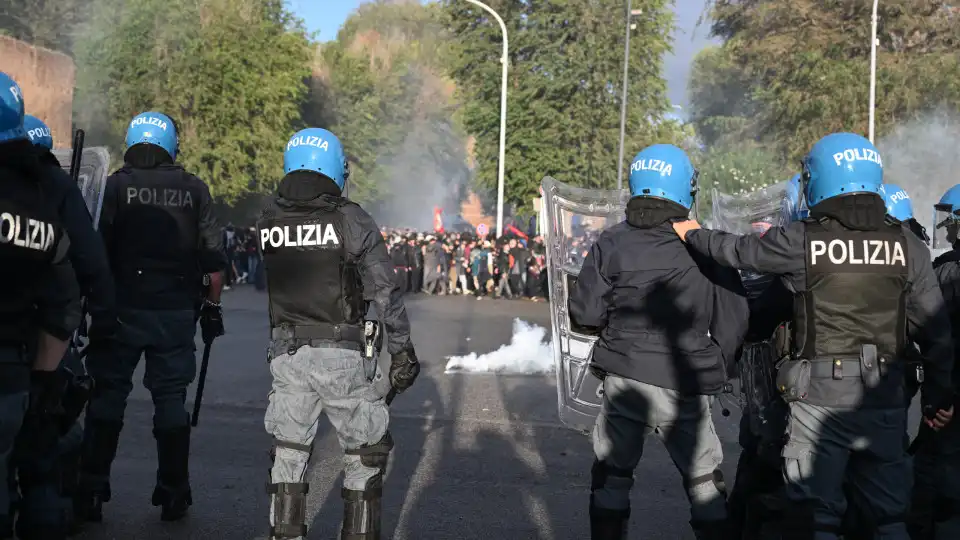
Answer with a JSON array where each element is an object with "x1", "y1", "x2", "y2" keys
[{"x1": 1, "y1": 36, "x2": 75, "y2": 149}]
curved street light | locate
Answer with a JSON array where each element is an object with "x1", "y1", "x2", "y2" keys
[{"x1": 464, "y1": 0, "x2": 509, "y2": 237}]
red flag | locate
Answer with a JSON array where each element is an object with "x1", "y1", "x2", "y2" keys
[{"x1": 434, "y1": 207, "x2": 444, "y2": 233}]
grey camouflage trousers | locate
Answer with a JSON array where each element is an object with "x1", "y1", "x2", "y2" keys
[
  {"x1": 264, "y1": 345, "x2": 389, "y2": 538},
  {"x1": 592, "y1": 375, "x2": 727, "y2": 525}
]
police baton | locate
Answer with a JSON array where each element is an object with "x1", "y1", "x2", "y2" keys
[
  {"x1": 190, "y1": 339, "x2": 213, "y2": 427},
  {"x1": 385, "y1": 388, "x2": 397, "y2": 406},
  {"x1": 70, "y1": 129, "x2": 85, "y2": 182}
]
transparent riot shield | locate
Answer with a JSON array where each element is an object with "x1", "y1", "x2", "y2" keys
[
  {"x1": 541, "y1": 176, "x2": 629, "y2": 433},
  {"x1": 51, "y1": 146, "x2": 111, "y2": 229}
]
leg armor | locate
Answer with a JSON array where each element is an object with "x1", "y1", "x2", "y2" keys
[
  {"x1": 688, "y1": 470, "x2": 729, "y2": 540},
  {"x1": 268, "y1": 438, "x2": 312, "y2": 540},
  {"x1": 341, "y1": 432, "x2": 393, "y2": 540},
  {"x1": 589, "y1": 460, "x2": 633, "y2": 540}
]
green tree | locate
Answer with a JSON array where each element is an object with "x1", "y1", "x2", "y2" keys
[
  {"x1": 693, "y1": 1, "x2": 960, "y2": 163},
  {"x1": 445, "y1": 0, "x2": 686, "y2": 214},
  {"x1": 0, "y1": 0, "x2": 89, "y2": 54},
  {"x1": 74, "y1": 0, "x2": 311, "y2": 201},
  {"x1": 313, "y1": 0, "x2": 470, "y2": 227}
]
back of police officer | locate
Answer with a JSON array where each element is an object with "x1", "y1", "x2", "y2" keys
[
  {"x1": 0, "y1": 72, "x2": 82, "y2": 540},
  {"x1": 674, "y1": 132, "x2": 955, "y2": 539},
  {"x1": 76, "y1": 112, "x2": 226, "y2": 524},
  {"x1": 10, "y1": 115, "x2": 115, "y2": 537},
  {"x1": 569, "y1": 144, "x2": 749, "y2": 540},
  {"x1": 258, "y1": 128, "x2": 418, "y2": 540},
  {"x1": 905, "y1": 185, "x2": 960, "y2": 540}
]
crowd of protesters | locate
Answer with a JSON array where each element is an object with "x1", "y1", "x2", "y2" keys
[
  {"x1": 384, "y1": 230, "x2": 550, "y2": 300},
  {"x1": 218, "y1": 220, "x2": 599, "y2": 302}
]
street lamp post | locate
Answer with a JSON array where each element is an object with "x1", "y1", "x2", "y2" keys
[
  {"x1": 868, "y1": 0, "x2": 879, "y2": 143},
  {"x1": 616, "y1": 4, "x2": 643, "y2": 191},
  {"x1": 465, "y1": 0, "x2": 509, "y2": 237}
]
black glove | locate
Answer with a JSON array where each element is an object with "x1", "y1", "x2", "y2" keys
[
  {"x1": 199, "y1": 301, "x2": 225, "y2": 344},
  {"x1": 389, "y1": 348, "x2": 421, "y2": 396},
  {"x1": 29, "y1": 370, "x2": 65, "y2": 420}
]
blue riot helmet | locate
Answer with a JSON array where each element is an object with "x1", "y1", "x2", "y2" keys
[
  {"x1": 283, "y1": 128, "x2": 350, "y2": 190},
  {"x1": 125, "y1": 112, "x2": 179, "y2": 160},
  {"x1": 0, "y1": 72, "x2": 27, "y2": 144},
  {"x1": 934, "y1": 184, "x2": 960, "y2": 247},
  {"x1": 878, "y1": 183, "x2": 913, "y2": 221},
  {"x1": 628, "y1": 144, "x2": 698, "y2": 209},
  {"x1": 23, "y1": 115, "x2": 53, "y2": 149},
  {"x1": 801, "y1": 133, "x2": 883, "y2": 208}
]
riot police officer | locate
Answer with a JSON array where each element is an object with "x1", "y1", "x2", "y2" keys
[
  {"x1": 0, "y1": 72, "x2": 82, "y2": 538},
  {"x1": 906, "y1": 185, "x2": 960, "y2": 540},
  {"x1": 569, "y1": 144, "x2": 749, "y2": 540},
  {"x1": 673, "y1": 132, "x2": 955, "y2": 539},
  {"x1": 17, "y1": 114, "x2": 114, "y2": 537},
  {"x1": 258, "y1": 128, "x2": 418, "y2": 540},
  {"x1": 727, "y1": 177, "x2": 802, "y2": 539},
  {"x1": 76, "y1": 112, "x2": 226, "y2": 523}
]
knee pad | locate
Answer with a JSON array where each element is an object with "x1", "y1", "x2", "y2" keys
[
  {"x1": 267, "y1": 482, "x2": 308, "y2": 539},
  {"x1": 345, "y1": 432, "x2": 393, "y2": 489},
  {"x1": 590, "y1": 460, "x2": 634, "y2": 510}
]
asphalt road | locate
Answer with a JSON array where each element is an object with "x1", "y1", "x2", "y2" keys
[{"x1": 72, "y1": 287, "x2": 749, "y2": 540}]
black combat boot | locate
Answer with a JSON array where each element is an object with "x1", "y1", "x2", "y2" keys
[
  {"x1": 589, "y1": 505, "x2": 629, "y2": 540},
  {"x1": 151, "y1": 426, "x2": 192, "y2": 521},
  {"x1": 74, "y1": 420, "x2": 122, "y2": 524},
  {"x1": 341, "y1": 486, "x2": 382, "y2": 540}
]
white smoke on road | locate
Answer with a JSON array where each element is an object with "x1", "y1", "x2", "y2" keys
[
  {"x1": 877, "y1": 110, "x2": 960, "y2": 236},
  {"x1": 444, "y1": 318, "x2": 554, "y2": 374}
]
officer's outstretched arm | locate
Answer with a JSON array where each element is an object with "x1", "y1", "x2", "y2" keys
[
  {"x1": 34, "y1": 235, "x2": 82, "y2": 370},
  {"x1": 684, "y1": 222, "x2": 806, "y2": 276},
  {"x1": 345, "y1": 206, "x2": 413, "y2": 354},
  {"x1": 569, "y1": 238, "x2": 611, "y2": 331},
  {"x1": 906, "y1": 235, "x2": 955, "y2": 412}
]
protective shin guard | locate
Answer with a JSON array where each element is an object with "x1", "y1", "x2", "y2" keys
[
  {"x1": 589, "y1": 505, "x2": 629, "y2": 540},
  {"x1": 268, "y1": 483, "x2": 308, "y2": 539},
  {"x1": 151, "y1": 426, "x2": 192, "y2": 521},
  {"x1": 341, "y1": 487, "x2": 382, "y2": 540},
  {"x1": 76, "y1": 420, "x2": 123, "y2": 523}
]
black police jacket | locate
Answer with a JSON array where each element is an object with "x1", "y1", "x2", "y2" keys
[
  {"x1": 99, "y1": 163, "x2": 225, "y2": 310},
  {"x1": 569, "y1": 218, "x2": 749, "y2": 396},
  {"x1": 686, "y1": 195, "x2": 954, "y2": 410}
]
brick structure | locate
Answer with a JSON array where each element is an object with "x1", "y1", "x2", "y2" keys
[{"x1": 1, "y1": 36, "x2": 75, "y2": 149}]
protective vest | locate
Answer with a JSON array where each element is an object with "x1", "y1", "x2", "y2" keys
[
  {"x1": 795, "y1": 218, "x2": 908, "y2": 361},
  {"x1": 258, "y1": 198, "x2": 365, "y2": 337},
  {"x1": 108, "y1": 165, "x2": 204, "y2": 308},
  {"x1": 0, "y1": 165, "x2": 64, "y2": 343}
]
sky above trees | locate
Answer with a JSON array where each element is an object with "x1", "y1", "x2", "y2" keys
[{"x1": 289, "y1": 0, "x2": 716, "y2": 109}]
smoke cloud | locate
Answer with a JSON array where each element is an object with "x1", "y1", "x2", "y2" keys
[
  {"x1": 444, "y1": 318, "x2": 554, "y2": 374},
  {"x1": 877, "y1": 110, "x2": 960, "y2": 236}
]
